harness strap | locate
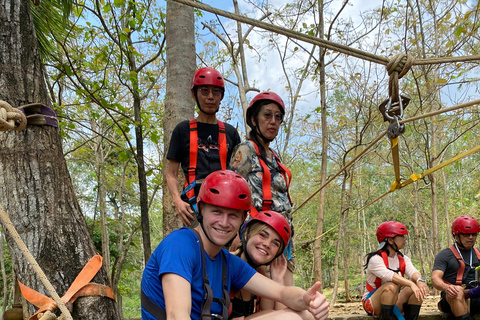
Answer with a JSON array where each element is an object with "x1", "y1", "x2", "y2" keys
[
  {"x1": 192, "y1": 230, "x2": 229, "y2": 320},
  {"x1": 366, "y1": 251, "x2": 405, "y2": 292},
  {"x1": 250, "y1": 141, "x2": 292, "y2": 214},
  {"x1": 185, "y1": 120, "x2": 227, "y2": 201},
  {"x1": 141, "y1": 288, "x2": 166, "y2": 320},
  {"x1": 19, "y1": 255, "x2": 116, "y2": 320},
  {"x1": 446, "y1": 245, "x2": 480, "y2": 285}
]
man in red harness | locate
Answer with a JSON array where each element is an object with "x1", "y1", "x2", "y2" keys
[
  {"x1": 432, "y1": 215, "x2": 480, "y2": 320},
  {"x1": 166, "y1": 67, "x2": 241, "y2": 226}
]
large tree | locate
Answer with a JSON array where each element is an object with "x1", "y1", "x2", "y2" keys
[
  {"x1": 162, "y1": 0, "x2": 196, "y2": 236},
  {"x1": 0, "y1": 0, "x2": 119, "y2": 318}
]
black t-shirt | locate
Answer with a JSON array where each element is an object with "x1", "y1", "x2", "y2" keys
[
  {"x1": 167, "y1": 120, "x2": 241, "y2": 193},
  {"x1": 433, "y1": 246, "x2": 480, "y2": 285}
]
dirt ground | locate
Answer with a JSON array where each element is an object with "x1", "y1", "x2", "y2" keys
[{"x1": 329, "y1": 295, "x2": 440, "y2": 316}]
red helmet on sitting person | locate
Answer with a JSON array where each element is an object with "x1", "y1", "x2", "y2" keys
[
  {"x1": 246, "y1": 211, "x2": 291, "y2": 248},
  {"x1": 376, "y1": 221, "x2": 408, "y2": 243},
  {"x1": 452, "y1": 216, "x2": 480, "y2": 235}
]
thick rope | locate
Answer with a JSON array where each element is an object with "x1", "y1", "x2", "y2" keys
[
  {"x1": 170, "y1": 0, "x2": 480, "y2": 67},
  {"x1": 0, "y1": 100, "x2": 27, "y2": 131},
  {"x1": 0, "y1": 203, "x2": 73, "y2": 320},
  {"x1": 387, "y1": 54, "x2": 415, "y2": 102}
]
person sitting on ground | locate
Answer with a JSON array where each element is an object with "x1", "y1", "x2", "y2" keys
[
  {"x1": 166, "y1": 67, "x2": 241, "y2": 226},
  {"x1": 229, "y1": 210, "x2": 316, "y2": 320},
  {"x1": 230, "y1": 91, "x2": 295, "y2": 287},
  {"x1": 141, "y1": 170, "x2": 329, "y2": 320},
  {"x1": 363, "y1": 221, "x2": 429, "y2": 320},
  {"x1": 431, "y1": 215, "x2": 480, "y2": 320}
]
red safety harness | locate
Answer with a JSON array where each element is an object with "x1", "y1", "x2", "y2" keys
[
  {"x1": 445, "y1": 245, "x2": 480, "y2": 285},
  {"x1": 250, "y1": 141, "x2": 292, "y2": 217},
  {"x1": 184, "y1": 119, "x2": 227, "y2": 201},
  {"x1": 366, "y1": 251, "x2": 405, "y2": 292}
]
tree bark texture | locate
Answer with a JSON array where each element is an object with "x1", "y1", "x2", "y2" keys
[
  {"x1": 0, "y1": 0, "x2": 119, "y2": 318},
  {"x1": 162, "y1": 0, "x2": 195, "y2": 236}
]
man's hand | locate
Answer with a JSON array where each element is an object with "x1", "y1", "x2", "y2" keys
[
  {"x1": 303, "y1": 282, "x2": 329, "y2": 320},
  {"x1": 174, "y1": 197, "x2": 194, "y2": 226},
  {"x1": 445, "y1": 284, "x2": 461, "y2": 299}
]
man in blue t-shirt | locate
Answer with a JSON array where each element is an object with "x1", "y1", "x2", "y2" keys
[{"x1": 142, "y1": 170, "x2": 330, "y2": 320}]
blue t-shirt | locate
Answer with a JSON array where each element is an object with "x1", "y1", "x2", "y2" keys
[{"x1": 141, "y1": 227, "x2": 256, "y2": 319}]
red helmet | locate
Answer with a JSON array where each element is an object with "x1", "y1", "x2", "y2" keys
[
  {"x1": 247, "y1": 91, "x2": 285, "y2": 115},
  {"x1": 452, "y1": 216, "x2": 480, "y2": 235},
  {"x1": 376, "y1": 221, "x2": 408, "y2": 243},
  {"x1": 197, "y1": 170, "x2": 251, "y2": 212},
  {"x1": 246, "y1": 211, "x2": 291, "y2": 247},
  {"x1": 191, "y1": 67, "x2": 225, "y2": 90}
]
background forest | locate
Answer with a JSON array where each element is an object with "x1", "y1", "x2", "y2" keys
[{"x1": 1, "y1": 0, "x2": 480, "y2": 319}]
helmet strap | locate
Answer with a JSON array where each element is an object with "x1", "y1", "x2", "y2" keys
[
  {"x1": 193, "y1": 90, "x2": 219, "y2": 116},
  {"x1": 454, "y1": 234, "x2": 467, "y2": 250},
  {"x1": 254, "y1": 124, "x2": 274, "y2": 144}
]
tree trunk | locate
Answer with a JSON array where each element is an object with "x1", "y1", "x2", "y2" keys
[
  {"x1": 162, "y1": 0, "x2": 196, "y2": 236},
  {"x1": 0, "y1": 0, "x2": 119, "y2": 318},
  {"x1": 329, "y1": 172, "x2": 348, "y2": 306},
  {"x1": 442, "y1": 169, "x2": 452, "y2": 245},
  {"x1": 413, "y1": 182, "x2": 427, "y2": 277},
  {"x1": 314, "y1": 0, "x2": 327, "y2": 292}
]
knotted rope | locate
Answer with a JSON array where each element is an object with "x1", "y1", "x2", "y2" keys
[
  {"x1": 386, "y1": 54, "x2": 415, "y2": 102},
  {"x1": 0, "y1": 203, "x2": 73, "y2": 320},
  {"x1": 0, "y1": 101, "x2": 27, "y2": 132}
]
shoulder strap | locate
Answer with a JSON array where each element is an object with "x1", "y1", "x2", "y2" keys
[
  {"x1": 186, "y1": 120, "x2": 227, "y2": 201},
  {"x1": 448, "y1": 245, "x2": 465, "y2": 285},
  {"x1": 250, "y1": 141, "x2": 273, "y2": 213},
  {"x1": 217, "y1": 120, "x2": 227, "y2": 170},
  {"x1": 250, "y1": 140, "x2": 273, "y2": 217},
  {"x1": 270, "y1": 149, "x2": 293, "y2": 206},
  {"x1": 185, "y1": 119, "x2": 199, "y2": 201},
  {"x1": 474, "y1": 247, "x2": 480, "y2": 260},
  {"x1": 398, "y1": 254, "x2": 405, "y2": 277},
  {"x1": 192, "y1": 230, "x2": 230, "y2": 320}
]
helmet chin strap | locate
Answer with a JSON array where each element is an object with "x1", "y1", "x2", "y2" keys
[
  {"x1": 254, "y1": 125, "x2": 274, "y2": 144},
  {"x1": 194, "y1": 91, "x2": 219, "y2": 116},
  {"x1": 455, "y1": 235, "x2": 467, "y2": 250}
]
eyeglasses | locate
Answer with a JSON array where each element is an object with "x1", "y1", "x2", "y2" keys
[
  {"x1": 261, "y1": 110, "x2": 283, "y2": 123},
  {"x1": 198, "y1": 87, "x2": 223, "y2": 98},
  {"x1": 461, "y1": 233, "x2": 478, "y2": 238}
]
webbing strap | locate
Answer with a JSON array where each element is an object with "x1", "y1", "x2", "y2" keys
[
  {"x1": 250, "y1": 141, "x2": 292, "y2": 214},
  {"x1": 446, "y1": 245, "x2": 480, "y2": 286},
  {"x1": 192, "y1": 230, "x2": 229, "y2": 320},
  {"x1": 185, "y1": 120, "x2": 227, "y2": 201},
  {"x1": 399, "y1": 144, "x2": 480, "y2": 188},
  {"x1": 141, "y1": 288, "x2": 166, "y2": 320},
  {"x1": 359, "y1": 143, "x2": 480, "y2": 213},
  {"x1": 391, "y1": 137, "x2": 401, "y2": 184},
  {"x1": 19, "y1": 255, "x2": 115, "y2": 320}
]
